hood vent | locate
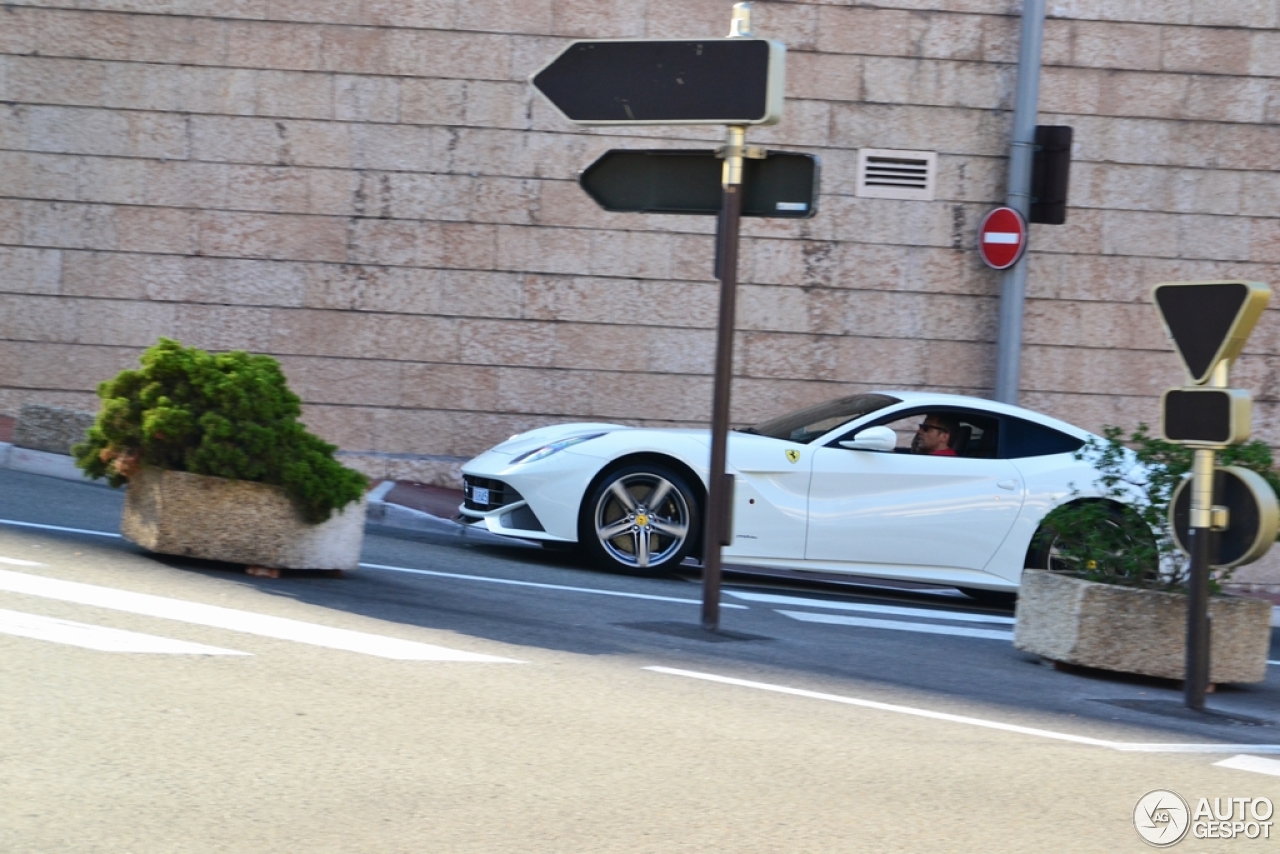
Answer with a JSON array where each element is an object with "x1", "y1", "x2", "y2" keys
[{"x1": 856, "y1": 149, "x2": 937, "y2": 201}]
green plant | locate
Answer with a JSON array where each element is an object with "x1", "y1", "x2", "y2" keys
[
  {"x1": 1041, "y1": 423, "x2": 1280, "y2": 592},
  {"x1": 73, "y1": 338, "x2": 367, "y2": 524}
]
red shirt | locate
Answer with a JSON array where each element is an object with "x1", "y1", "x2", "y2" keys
[{"x1": 930, "y1": 448, "x2": 958, "y2": 456}]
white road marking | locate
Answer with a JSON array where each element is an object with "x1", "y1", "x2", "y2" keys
[
  {"x1": 360, "y1": 562, "x2": 749, "y2": 608},
  {"x1": 727, "y1": 590, "x2": 1015, "y2": 624},
  {"x1": 778, "y1": 609, "x2": 1015, "y2": 640},
  {"x1": 0, "y1": 555, "x2": 46, "y2": 566},
  {"x1": 983, "y1": 232, "x2": 1020, "y2": 244},
  {"x1": 0, "y1": 518, "x2": 121, "y2": 538},
  {"x1": 644, "y1": 667, "x2": 1280, "y2": 754},
  {"x1": 0, "y1": 608, "x2": 248, "y2": 655},
  {"x1": 0, "y1": 569, "x2": 520, "y2": 662},
  {"x1": 1213, "y1": 755, "x2": 1280, "y2": 777}
]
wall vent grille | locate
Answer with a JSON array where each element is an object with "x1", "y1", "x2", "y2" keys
[{"x1": 856, "y1": 149, "x2": 937, "y2": 201}]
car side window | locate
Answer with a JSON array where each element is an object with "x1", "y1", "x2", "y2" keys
[
  {"x1": 878, "y1": 414, "x2": 926, "y2": 452},
  {"x1": 838, "y1": 410, "x2": 999, "y2": 457},
  {"x1": 999, "y1": 417, "x2": 1085, "y2": 459}
]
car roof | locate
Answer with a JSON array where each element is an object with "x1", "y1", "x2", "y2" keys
[{"x1": 869, "y1": 391, "x2": 1094, "y2": 440}]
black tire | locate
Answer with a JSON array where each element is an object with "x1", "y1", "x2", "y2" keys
[
  {"x1": 579, "y1": 463, "x2": 700, "y2": 574},
  {"x1": 1026, "y1": 503, "x2": 1158, "y2": 581}
]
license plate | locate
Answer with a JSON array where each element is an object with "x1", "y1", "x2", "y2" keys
[{"x1": 472, "y1": 486, "x2": 490, "y2": 506}]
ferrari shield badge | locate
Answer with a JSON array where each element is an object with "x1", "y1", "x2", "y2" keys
[{"x1": 785, "y1": 449, "x2": 801, "y2": 464}]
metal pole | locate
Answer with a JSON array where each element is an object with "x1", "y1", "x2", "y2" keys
[
  {"x1": 993, "y1": 0, "x2": 1045, "y2": 405},
  {"x1": 1185, "y1": 448, "x2": 1215, "y2": 710},
  {"x1": 1185, "y1": 360, "x2": 1229, "y2": 709},
  {"x1": 701, "y1": 125, "x2": 745, "y2": 632}
]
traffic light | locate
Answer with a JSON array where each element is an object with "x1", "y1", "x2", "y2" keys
[{"x1": 1161, "y1": 387, "x2": 1251, "y2": 446}]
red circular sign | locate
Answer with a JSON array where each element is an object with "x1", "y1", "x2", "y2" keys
[{"x1": 977, "y1": 207, "x2": 1027, "y2": 270}]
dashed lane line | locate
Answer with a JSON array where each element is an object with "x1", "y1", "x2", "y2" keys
[
  {"x1": 0, "y1": 555, "x2": 46, "y2": 566},
  {"x1": 1213, "y1": 755, "x2": 1280, "y2": 777},
  {"x1": 360, "y1": 562, "x2": 750, "y2": 608},
  {"x1": 778, "y1": 609, "x2": 1016, "y2": 641},
  {"x1": 726, "y1": 590, "x2": 1016, "y2": 624},
  {"x1": 644, "y1": 667, "x2": 1280, "y2": 755},
  {"x1": 0, "y1": 569, "x2": 520, "y2": 662},
  {"x1": 0, "y1": 607, "x2": 248, "y2": 655}
]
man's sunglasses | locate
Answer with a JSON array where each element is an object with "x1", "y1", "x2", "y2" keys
[{"x1": 916, "y1": 423, "x2": 949, "y2": 434}]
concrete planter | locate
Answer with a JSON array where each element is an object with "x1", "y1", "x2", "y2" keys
[
  {"x1": 1014, "y1": 568, "x2": 1273, "y2": 684},
  {"x1": 122, "y1": 467, "x2": 366, "y2": 571}
]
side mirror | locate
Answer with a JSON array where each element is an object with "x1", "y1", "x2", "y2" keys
[{"x1": 838, "y1": 426, "x2": 897, "y2": 452}]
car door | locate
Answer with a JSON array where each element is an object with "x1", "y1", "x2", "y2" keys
[
  {"x1": 804, "y1": 411, "x2": 1025, "y2": 572},
  {"x1": 722, "y1": 433, "x2": 812, "y2": 560}
]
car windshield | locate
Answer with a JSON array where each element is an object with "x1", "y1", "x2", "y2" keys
[{"x1": 739, "y1": 393, "x2": 901, "y2": 444}]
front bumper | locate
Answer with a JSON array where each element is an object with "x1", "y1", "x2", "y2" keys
[{"x1": 458, "y1": 449, "x2": 601, "y2": 543}]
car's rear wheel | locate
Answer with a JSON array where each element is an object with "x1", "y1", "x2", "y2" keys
[
  {"x1": 580, "y1": 463, "x2": 700, "y2": 574},
  {"x1": 1026, "y1": 503, "x2": 1158, "y2": 581}
]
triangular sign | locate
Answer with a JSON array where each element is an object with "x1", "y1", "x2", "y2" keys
[{"x1": 1151, "y1": 281, "x2": 1271, "y2": 384}]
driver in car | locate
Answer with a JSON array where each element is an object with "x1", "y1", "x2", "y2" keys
[{"x1": 912, "y1": 414, "x2": 960, "y2": 456}]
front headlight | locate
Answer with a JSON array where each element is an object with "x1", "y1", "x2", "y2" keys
[{"x1": 510, "y1": 434, "x2": 603, "y2": 465}]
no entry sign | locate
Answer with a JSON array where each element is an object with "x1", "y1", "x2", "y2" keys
[{"x1": 978, "y1": 206, "x2": 1027, "y2": 270}]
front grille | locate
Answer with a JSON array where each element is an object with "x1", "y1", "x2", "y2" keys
[{"x1": 463, "y1": 476, "x2": 524, "y2": 511}]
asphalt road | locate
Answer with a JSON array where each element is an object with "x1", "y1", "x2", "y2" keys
[{"x1": 1, "y1": 468, "x2": 1278, "y2": 853}]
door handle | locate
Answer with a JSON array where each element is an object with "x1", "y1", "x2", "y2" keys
[{"x1": 997, "y1": 479, "x2": 1019, "y2": 491}]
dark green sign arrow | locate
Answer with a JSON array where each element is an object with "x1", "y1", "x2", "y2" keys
[{"x1": 579, "y1": 149, "x2": 818, "y2": 219}]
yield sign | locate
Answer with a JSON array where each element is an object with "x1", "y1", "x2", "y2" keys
[
  {"x1": 1151, "y1": 280, "x2": 1271, "y2": 383},
  {"x1": 977, "y1": 207, "x2": 1027, "y2": 270}
]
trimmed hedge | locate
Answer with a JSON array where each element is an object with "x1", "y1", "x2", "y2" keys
[{"x1": 74, "y1": 338, "x2": 366, "y2": 524}]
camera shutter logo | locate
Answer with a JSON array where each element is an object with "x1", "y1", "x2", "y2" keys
[{"x1": 1135, "y1": 790, "x2": 1191, "y2": 847}]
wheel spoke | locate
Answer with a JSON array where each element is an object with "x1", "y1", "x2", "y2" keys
[
  {"x1": 608, "y1": 480, "x2": 638, "y2": 513},
  {"x1": 598, "y1": 518, "x2": 634, "y2": 541},
  {"x1": 645, "y1": 479, "x2": 673, "y2": 511},
  {"x1": 635, "y1": 527, "x2": 651, "y2": 568},
  {"x1": 649, "y1": 517, "x2": 687, "y2": 539}
]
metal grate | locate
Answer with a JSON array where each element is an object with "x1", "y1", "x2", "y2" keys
[
  {"x1": 856, "y1": 149, "x2": 937, "y2": 201},
  {"x1": 462, "y1": 476, "x2": 524, "y2": 512}
]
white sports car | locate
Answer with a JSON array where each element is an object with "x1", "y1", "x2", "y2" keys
[{"x1": 458, "y1": 391, "x2": 1134, "y2": 597}]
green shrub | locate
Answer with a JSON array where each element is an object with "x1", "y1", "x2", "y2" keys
[
  {"x1": 73, "y1": 338, "x2": 367, "y2": 524},
  {"x1": 1042, "y1": 423, "x2": 1280, "y2": 592}
]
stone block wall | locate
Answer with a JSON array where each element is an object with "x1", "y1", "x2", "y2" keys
[{"x1": 1, "y1": 0, "x2": 1278, "y2": 486}]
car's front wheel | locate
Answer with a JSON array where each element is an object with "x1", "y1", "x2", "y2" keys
[{"x1": 580, "y1": 463, "x2": 700, "y2": 574}]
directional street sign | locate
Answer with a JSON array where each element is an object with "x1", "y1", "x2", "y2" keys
[
  {"x1": 1170, "y1": 466, "x2": 1280, "y2": 568},
  {"x1": 1160, "y1": 387, "x2": 1251, "y2": 446},
  {"x1": 977, "y1": 206, "x2": 1027, "y2": 270},
  {"x1": 579, "y1": 149, "x2": 818, "y2": 218},
  {"x1": 1152, "y1": 280, "x2": 1270, "y2": 384},
  {"x1": 527, "y1": 4, "x2": 798, "y2": 634},
  {"x1": 530, "y1": 38, "x2": 786, "y2": 126}
]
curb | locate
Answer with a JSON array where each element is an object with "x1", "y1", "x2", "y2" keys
[
  {"x1": 364, "y1": 479, "x2": 520, "y2": 545},
  {"x1": 1, "y1": 443, "x2": 87, "y2": 481}
]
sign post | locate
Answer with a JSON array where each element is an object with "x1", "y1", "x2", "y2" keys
[
  {"x1": 531, "y1": 3, "x2": 792, "y2": 632},
  {"x1": 1152, "y1": 280, "x2": 1271, "y2": 710}
]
